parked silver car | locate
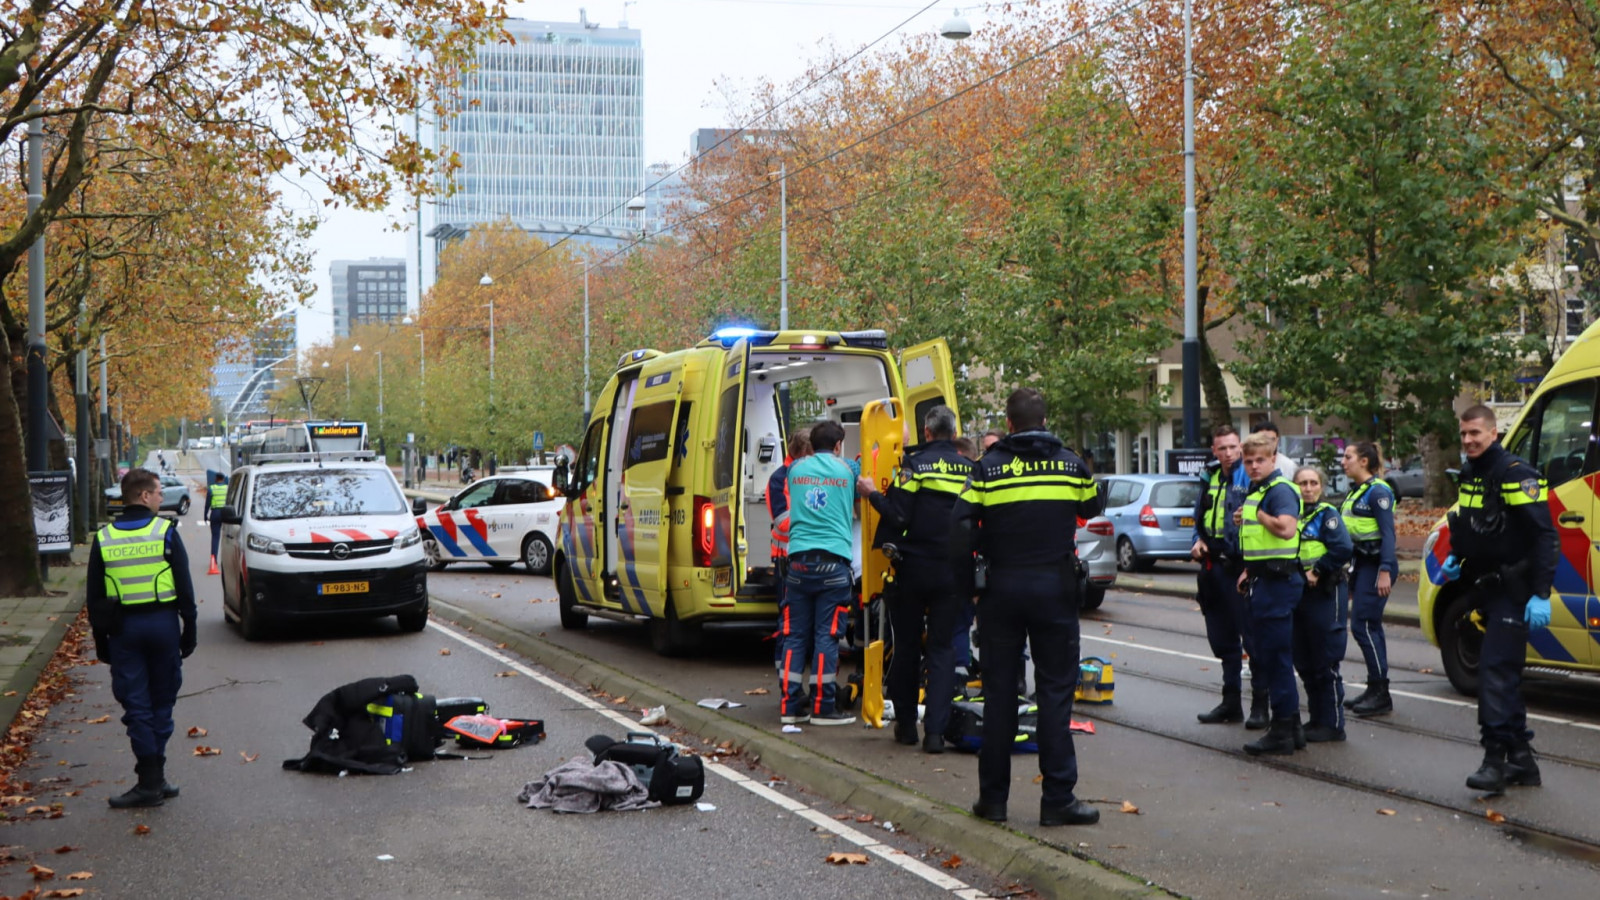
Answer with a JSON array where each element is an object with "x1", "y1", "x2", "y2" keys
[
  {"x1": 1099, "y1": 474, "x2": 1205, "y2": 572},
  {"x1": 1076, "y1": 515, "x2": 1117, "y2": 610},
  {"x1": 105, "y1": 474, "x2": 191, "y2": 517}
]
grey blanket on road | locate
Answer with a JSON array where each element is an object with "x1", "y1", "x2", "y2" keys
[{"x1": 518, "y1": 756, "x2": 659, "y2": 813}]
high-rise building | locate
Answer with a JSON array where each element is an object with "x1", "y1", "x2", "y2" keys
[
  {"x1": 331, "y1": 258, "x2": 408, "y2": 338},
  {"x1": 427, "y1": 14, "x2": 645, "y2": 261},
  {"x1": 210, "y1": 310, "x2": 298, "y2": 421}
]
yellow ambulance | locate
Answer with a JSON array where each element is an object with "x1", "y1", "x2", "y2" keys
[
  {"x1": 1419, "y1": 320, "x2": 1600, "y2": 693},
  {"x1": 553, "y1": 328, "x2": 960, "y2": 655}
]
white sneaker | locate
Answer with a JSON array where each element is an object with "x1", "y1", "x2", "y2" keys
[{"x1": 780, "y1": 714, "x2": 810, "y2": 725}]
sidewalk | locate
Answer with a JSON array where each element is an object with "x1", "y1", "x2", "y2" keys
[
  {"x1": 0, "y1": 546, "x2": 91, "y2": 733},
  {"x1": 1114, "y1": 559, "x2": 1424, "y2": 627}
]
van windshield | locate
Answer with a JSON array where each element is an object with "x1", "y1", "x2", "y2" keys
[{"x1": 251, "y1": 469, "x2": 406, "y2": 521}]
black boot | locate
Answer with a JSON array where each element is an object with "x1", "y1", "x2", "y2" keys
[
  {"x1": 1244, "y1": 718, "x2": 1298, "y2": 756},
  {"x1": 1039, "y1": 799, "x2": 1100, "y2": 826},
  {"x1": 1504, "y1": 740, "x2": 1542, "y2": 787},
  {"x1": 108, "y1": 756, "x2": 166, "y2": 809},
  {"x1": 155, "y1": 755, "x2": 179, "y2": 799},
  {"x1": 1294, "y1": 719, "x2": 1306, "y2": 750},
  {"x1": 922, "y1": 733, "x2": 946, "y2": 754},
  {"x1": 1466, "y1": 741, "x2": 1508, "y2": 792},
  {"x1": 1197, "y1": 689, "x2": 1243, "y2": 724},
  {"x1": 1303, "y1": 722, "x2": 1346, "y2": 743},
  {"x1": 1343, "y1": 683, "x2": 1374, "y2": 710},
  {"x1": 894, "y1": 722, "x2": 919, "y2": 746},
  {"x1": 1351, "y1": 679, "x2": 1393, "y2": 717},
  {"x1": 1245, "y1": 692, "x2": 1270, "y2": 730}
]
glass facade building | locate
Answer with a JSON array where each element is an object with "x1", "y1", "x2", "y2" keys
[
  {"x1": 431, "y1": 16, "x2": 644, "y2": 252},
  {"x1": 209, "y1": 311, "x2": 298, "y2": 421},
  {"x1": 331, "y1": 257, "x2": 408, "y2": 338}
]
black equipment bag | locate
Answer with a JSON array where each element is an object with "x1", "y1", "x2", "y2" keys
[
  {"x1": 436, "y1": 696, "x2": 488, "y2": 722},
  {"x1": 585, "y1": 732, "x2": 705, "y2": 805},
  {"x1": 372, "y1": 691, "x2": 443, "y2": 762},
  {"x1": 944, "y1": 687, "x2": 1039, "y2": 754}
]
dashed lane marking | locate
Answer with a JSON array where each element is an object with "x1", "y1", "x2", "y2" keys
[
  {"x1": 1082, "y1": 633, "x2": 1600, "y2": 731},
  {"x1": 430, "y1": 619, "x2": 992, "y2": 900}
]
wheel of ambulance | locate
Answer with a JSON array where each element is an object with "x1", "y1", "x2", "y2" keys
[
  {"x1": 1437, "y1": 592, "x2": 1482, "y2": 697},
  {"x1": 396, "y1": 600, "x2": 429, "y2": 633},
  {"x1": 423, "y1": 536, "x2": 450, "y2": 571},
  {"x1": 176, "y1": 496, "x2": 190, "y2": 516},
  {"x1": 1115, "y1": 536, "x2": 1146, "y2": 573},
  {"x1": 649, "y1": 598, "x2": 704, "y2": 657},
  {"x1": 557, "y1": 561, "x2": 588, "y2": 630},
  {"x1": 237, "y1": 582, "x2": 267, "y2": 642},
  {"x1": 521, "y1": 532, "x2": 553, "y2": 575},
  {"x1": 1081, "y1": 585, "x2": 1106, "y2": 611}
]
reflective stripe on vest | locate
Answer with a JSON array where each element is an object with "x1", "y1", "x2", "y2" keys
[
  {"x1": 1459, "y1": 477, "x2": 1548, "y2": 509},
  {"x1": 1298, "y1": 502, "x2": 1337, "y2": 569},
  {"x1": 1240, "y1": 476, "x2": 1301, "y2": 561},
  {"x1": 208, "y1": 483, "x2": 228, "y2": 508},
  {"x1": 98, "y1": 518, "x2": 176, "y2": 606},
  {"x1": 1340, "y1": 479, "x2": 1388, "y2": 544},
  {"x1": 770, "y1": 511, "x2": 791, "y2": 561},
  {"x1": 1203, "y1": 469, "x2": 1229, "y2": 538}
]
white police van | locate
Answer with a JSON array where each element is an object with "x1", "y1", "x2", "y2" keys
[{"x1": 215, "y1": 452, "x2": 429, "y2": 640}]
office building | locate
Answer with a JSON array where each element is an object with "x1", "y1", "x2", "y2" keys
[
  {"x1": 427, "y1": 13, "x2": 645, "y2": 260},
  {"x1": 331, "y1": 257, "x2": 407, "y2": 338},
  {"x1": 210, "y1": 310, "x2": 298, "y2": 421}
]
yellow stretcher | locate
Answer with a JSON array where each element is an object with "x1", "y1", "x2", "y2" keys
[{"x1": 856, "y1": 398, "x2": 904, "y2": 729}]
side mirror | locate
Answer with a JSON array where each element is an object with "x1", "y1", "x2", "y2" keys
[
  {"x1": 218, "y1": 505, "x2": 242, "y2": 525},
  {"x1": 411, "y1": 497, "x2": 428, "y2": 516}
]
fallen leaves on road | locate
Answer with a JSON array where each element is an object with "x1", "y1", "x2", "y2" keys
[
  {"x1": 25, "y1": 806, "x2": 51, "y2": 815},
  {"x1": 1120, "y1": 801, "x2": 1141, "y2": 815},
  {"x1": 1032, "y1": 775, "x2": 1044, "y2": 784},
  {"x1": 1487, "y1": 810, "x2": 1507, "y2": 824},
  {"x1": 133, "y1": 825, "x2": 150, "y2": 835},
  {"x1": 186, "y1": 726, "x2": 207, "y2": 738},
  {"x1": 51, "y1": 847, "x2": 76, "y2": 855},
  {"x1": 2, "y1": 691, "x2": 14, "y2": 697},
  {"x1": 941, "y1": 855, "x2": 963, "y2": 869},
  {"x1": 240, "y1": 752, "x2": 259, "y2": 764},
  {"x1": 192, "y1": 745, "x2": 221, "y2": 757},
  {"x1": 854, "y1": 814, "x2": 874, "y2": 823},
  {"x1": 45, "y1": 888, "x2": 87, "y2": 897},
  {"x1": 438, "y1": 648, "x2": 451, "y2": 656},
  {"x1": 496, "y1": 642, "x2": 508, "y2": 649},
  {"x1": 1418, "y1": 667, "x2": 1434, "y2": 674},
  {"x1": 833, "y1": 813, "x2": 851, "y2": 821},
  {"x1": 28, "y1": 864, "x2": 54, "y2": 880},
  {"x1": 494, "y1": 670, "x2": 519, "y2": 678},
  {"x1": 612, "y1": 696, "x2": 629, "y2": 705},
  {"x1": 66, "y1": 872, "x2": 93, "y2": 880},
  {"x1": 825, "y1": 852, "x2": 870, "y2": 865},
  {"x1": 85, "y1": 716, "x2": 109, "y2": 725},
  {"x1": 490, "y1": 593, "x2": 502, "y2": 599},
  {"x1": 1377, "y1": 809, "x2": 1397, "y2": 816},
  {"x1": 743, "y1": 688, "x2": 769, "y2": 696}
]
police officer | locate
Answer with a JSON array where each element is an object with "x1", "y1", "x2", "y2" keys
[
  {"x1": 1292, "y1": 465, "x2": 1353, "y2": 742},
  {"x1": 859, "y1": 405, "x2": 973, "y2": 754},
  {"x1": 88, "y1": 468, "x2": 198, "y2": 808},
  {"x1": 1435, "y1": 405, "x2": 1557, "y2": 792},
  {"x1": 1235, "y1": 432, "x2": 1304, "y2": 755},
  {"x1": 1340, "y1": 441, "x2": 1398, "y2": 716},
  {"x1": 951, "y1": 388, "x2": 1102, "y2": 826},
  {"x1": 1190, "y1": 425, "x2": 1264, "y2": 727},
  {"x1": 203, "y1": 472, "x2": 228, "y2": 571}
]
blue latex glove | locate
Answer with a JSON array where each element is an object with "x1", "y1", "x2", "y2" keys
[
  {"x1": 1439, "y1": 554, "x2": 1462, "y2": 583},
  {"x1": 1525, "y1": 595, "x2": 1551, "y2": 630}
]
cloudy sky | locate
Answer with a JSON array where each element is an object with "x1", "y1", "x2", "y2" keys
[{"x1": 289, "y1": 0, "x2": 993, "y2": 350}]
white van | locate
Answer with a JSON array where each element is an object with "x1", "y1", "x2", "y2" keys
[{"x1": 215, "y1": 454, "x2": 430, "y2": 639}]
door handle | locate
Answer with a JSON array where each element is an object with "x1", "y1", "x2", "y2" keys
[{"x1": 1559, "y1": 511, "x2": 1585, "y2": 525}]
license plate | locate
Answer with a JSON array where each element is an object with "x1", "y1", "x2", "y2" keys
[
  {"x1": 318, "y1": 581, "x2": 369, "y2": 595},
  {"x1": 1180, "y1": 516, "x2": 1195, "y2": 527}
]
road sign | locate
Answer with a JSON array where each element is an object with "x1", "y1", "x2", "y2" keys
[{"x1": 533, "y1": 430, "x2": 545, "y2": 453}]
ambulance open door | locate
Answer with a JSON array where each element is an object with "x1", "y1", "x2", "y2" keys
[
  {"x1": 901, "y1": 339, "x2": 962, "y2": 430},
  {"x1": 617, "y1": 360, "x2": 684, "y2": 617},
  {"x1": 709, "y1": 339, "x2": 751, "y2": 596}
]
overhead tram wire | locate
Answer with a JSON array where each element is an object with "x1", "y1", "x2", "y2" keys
[{"x1": 484, "y1": 0, "x2": 946, "y2": 282}]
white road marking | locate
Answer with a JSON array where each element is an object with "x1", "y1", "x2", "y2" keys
[
  {"x1": 1083, "y1": 633, "x2": 1600, "y2": 730},
  {"x1": 431, "y1": 620, "x2": 991, "y2": 899}
]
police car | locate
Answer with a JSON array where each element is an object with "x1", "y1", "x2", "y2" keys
[
  {"x1": 417, "y1": 470, "x2": 562, "y2": 574},
  {"x1": 214, "y1": 453, "x2": 429, "y2": 640}
]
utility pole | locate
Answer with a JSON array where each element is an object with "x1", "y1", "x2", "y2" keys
[
  {"x1": 25, "y1": 104, "x2": 47, "y2": 472},
  {"x1": 1180, "y1": 0, "x2": 1201, "y2": 450},
  {"x1": 779, "y1": 162, "x2": 789, "y2": 330}
]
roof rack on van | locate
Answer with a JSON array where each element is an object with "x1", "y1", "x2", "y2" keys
[{"x1": 253, "y1": 450, "x2": 377, "y2": 466}]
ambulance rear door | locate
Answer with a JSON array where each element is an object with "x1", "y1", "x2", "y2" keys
[
  {"x1": 616, "y1": 360, "x2": 684, "y2": 617},
  {"x1": 709, "y1": 339, "x2": 751, "y2": 596},
  {"x1": 900, "y1": 338, "x2": 961, "y2": 430}
]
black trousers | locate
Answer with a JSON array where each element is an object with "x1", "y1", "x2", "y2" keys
[
  {"x1": 977, "y1": 567, "x2": 1080, "y2": 808},
  {"x1": 1197, "y1": 557, "x2": 1256, "y2": 693},
  {"x1": 886, "y1": 559, "x2": 960, "y2": 738},
  {"x1": 1476, "y1": 586, "x2": 1532, "y2": 746}
]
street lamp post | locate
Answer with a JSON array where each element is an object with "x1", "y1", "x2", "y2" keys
[
  {"x1": 1180, "y1": 0, "x2": 1201, "y2": 450},
  {"x1": 376, "y1": 350, "x2": 385, "y2": 431},
  {"x1": 478, "y1": 273, "x2": 496, "y2": 407},
  {"x1": 403, "y1": 315, "x2": 426, "y2": 414},
  {"x1": 578, "y1": 261, "x2": 591, "y2": 419}
]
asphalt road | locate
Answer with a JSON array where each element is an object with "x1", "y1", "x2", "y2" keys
[
  {"x1": 0, "y1": 530, "x2": 1014, "y2": 899},
  {"x1": 422, "y1": 559, "x2": 1600, "y2": 899}
]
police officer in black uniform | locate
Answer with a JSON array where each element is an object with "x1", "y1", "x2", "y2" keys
[
  {"x1": 950, "y1": 389, "x2": 1103, "y2": 826},
  {"x1": 1435, "y1": 405, "x2": 1557, "y2": 792},
  {"x1": 859, "y1": 405, "x2": 973, "y2": 754}
]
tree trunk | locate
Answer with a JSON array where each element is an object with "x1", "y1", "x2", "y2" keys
[
  {"x1": 1420, "y1": 430, "x2": 1458, "y2": 509},
  {"x1": 0, "y1": 323, "x2": 45, "y2": 596}
]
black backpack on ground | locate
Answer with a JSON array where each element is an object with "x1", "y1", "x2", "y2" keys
[
  {"x1": 585, "y1": 732, "x2": 705, "y2": 805},
  {"x1": 283, "y1": 677, "x2": 489, "y2": 775}
]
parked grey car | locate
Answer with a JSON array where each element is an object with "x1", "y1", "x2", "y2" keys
[
  {"x1": 1076, "y1": 515, "x2": 1117, "y2": 610},
  {"x1": 1383, "y1": 457, "x2": 1426, "y2": 499},
  {"x1": 1099, "y1": 474, "x2": 1205, "y2": 572},
  {"x1": 105, "y1": 474, "x2": 191, "y2": 517}
]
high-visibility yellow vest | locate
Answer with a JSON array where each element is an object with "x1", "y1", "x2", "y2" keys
[
  {"x1": 1298, "y1": 502, "x2": 1338, "y2": 569},
  {"x1": 1202, "y1": 468, "x2": 1230, "y2": 538},
  {"x1": 1240, "y1": 476, "x2": 1301, "y2": 562},
  {"x1": 1340, "y1": 479, "x2": 1391, "y2": 543},
  {"x1": 208, "y1": 483, "x2": 228, "y2": 509},
  {"x1": 98, "y1": 517, "x2": 176, "y2": 606}
]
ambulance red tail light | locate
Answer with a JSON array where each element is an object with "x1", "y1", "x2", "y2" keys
[
  {"x1": 1139, "y1": 504, "x2": 1160, "y2": 528},
  {"x1": 693, "y1": 496, "x2": 715, "y2": 567}
]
